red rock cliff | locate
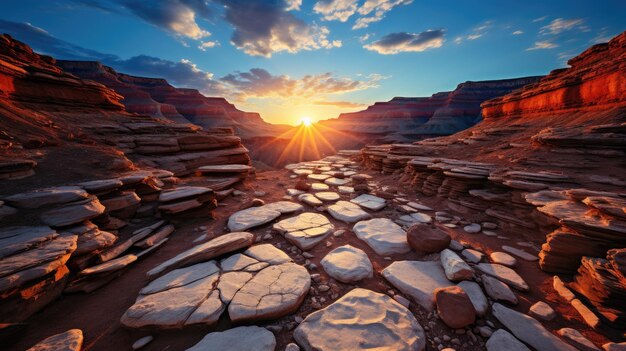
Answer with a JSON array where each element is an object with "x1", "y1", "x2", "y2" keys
[{"x1": 482, "y1": 31, "x2": 626, "y2": 119}]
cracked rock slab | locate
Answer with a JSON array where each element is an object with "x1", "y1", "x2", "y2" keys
[
  {"x1": 353, "y1": 218, "x2": 410, "y2": 255},
  {"x1": 350, "y1": 194, "x2": 386, "y2": 211},
  {"x1": 273, "y1": 213, "x2": 334, "y2": 250},
  {"x1": 294, "y1": 288, "x2": 426, "y2": 351},
  {"x1": 228, "y1": 262, "x2": 310, "y2": 322}
]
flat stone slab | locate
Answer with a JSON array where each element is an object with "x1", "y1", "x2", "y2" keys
[
  {"x1": 159, "y1": 186, "x2": 213, "y2": 203},
  {"x1": 486, "y1": 329, "x2": 530, "y2": 351},
  {"x1": 124, "y1": 245, "x2": 309, "y2": 328},
  {"x1": 0, "y1": 235, "x2": 77, "y2": 278},
  {"x1": 298, "y1": 193, "x2": 323, "y2": 206},
  {"x1": 311, "y1": 183, "x2": 329, "y2": 191},
  {"x1": 4, "y1": 187, "x2": 88, "y2": 209},
  {"x1": 26, "y1": 329, "x2": 83, "y2": 351},
  {"x1": 40, "y1": 198, "x2": 105, "y2": 227},
  {"x1": 327, "y1": 201, "x2": 370, "y2": 223},
  {"x1": 262, "y1": 201, "x2": 303, "y2": 213},
  {"x1": 350, "y1": 194, "x2": 386, "y2": 211},
  {"x1": 337, "y1": 186, "x2": 354, "y2": 194},
  {"x1": 476, "y1": 263, "x2": 529, "y2": 291},
  {"x1": 502, "y1": 245, "x2": 538, "y2": 261},
  {"x1": 324, "y1": 177, "x2": 350, "y2": 186},
  {"x1": 308, "y1": 174, "x2": 331, "y2": 181},
  {"x1": 273, "y1": 212, "x2": 334, "y2": 250},
  {"x1": 483, "y1": 275, "x2": 518, "y2": 304},
  {"x1": 321, "y1": 245, "x2": 373, "y2": 283},
  {"x1": 0, "y1": 226, "x2": 58, "y2": 259},
  {"x1": 314, "y1": 192, "x2": 340, "y2": 202},
  {"x1": 198, "y1": 164, "x2": 253, "y2": 173},
  {"x1": 228, "y1": 207, "x2": 280, "y2": 232},
  {"x1": 186, "y1": 326, "x2": 276, "y2": 351},
  {"x1": 294, "y1": 288, "x2": 426, "y2": 351},
  {"x1": 147, "y1": 232, "x2": 254, "y2": 278},
  {"x1": 457, "y1": 281, "x2": 488, "y2": 317},
  {"x1": 353, "y1": 218, "x2": 410, "y2": 255},
  {"x1": 228, "y1": 262, "x2": 310, "y2": 322},
  {"x1": 382, "y1": 261, "x2": 453, "y2": 311},
  {"x1": 490, "y1": 252, "x2": 517, "y2": 267},
  {"x1": 407, "y1": 202, "x2": 433, "y2": 211},
  {"x1": 492, "y1": 303, "x2": 577, "y2": 351}
]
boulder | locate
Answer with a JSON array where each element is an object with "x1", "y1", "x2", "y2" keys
[
  {"x1": 407, "y1": 225, "x2": 451, "y2": 254},
  {"x1": 435, "y1": 286, "x2": 476, "y2": 328},
  {"x1": 382, "y1": 261, "x2": 453, "y2": 311},
  {"x1": 320, "y1": 245, "x2": 373, "y2": 283}
]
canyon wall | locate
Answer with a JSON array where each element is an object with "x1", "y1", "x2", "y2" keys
[
  {"x1": 319, "y1": 76, "x2": 542, "y2": 144},
  {"x1": 482, "y1": 32, "x2": 626, "y2": 119}
]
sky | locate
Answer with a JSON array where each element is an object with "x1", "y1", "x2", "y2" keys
[{"x1": 1, "y1": 0, "x2": 625, "y2": 125}]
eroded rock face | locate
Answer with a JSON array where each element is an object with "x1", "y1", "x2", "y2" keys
[
  {"x1": 123, "y1": 244, "x2": 310, "y2": 328},
  {"x1": 294, "y1": 288, "x2": 426, "y2": 351}
]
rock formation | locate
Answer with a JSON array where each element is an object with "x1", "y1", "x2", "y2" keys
[{"x1": 319, "y1": 76, "x2": 541, "y2": 145}]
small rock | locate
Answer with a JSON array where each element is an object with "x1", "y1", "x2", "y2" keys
[
  {"x1": 529, "y1": 301, "x2": 556, "y2": 321},
  {"x1": 464, "y1": 223, "x2": 481, "y2": 233},
  {"x1": 132, "y1": 336, "x2": 154, "y2": 350},
  {"x1": 557, "y1": 328, "x2": 600, "y2": 351},
  {"x1": 285, "y1": 343, "x2": 301, "y2": 351}
]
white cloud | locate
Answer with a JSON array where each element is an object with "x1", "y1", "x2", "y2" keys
[
  {"x1": 532, "y1": 16, "x2": 547, "y2": 23},
  {"x1": 352, "y1": 0, "x2": 414, "y2": 29},
  {"x1": 540, "y1": 18, "x2": 585, "y2": 35},
  {"x1": 526, "y1": 40, "x2": 558, "y2": 50},
  {"x1": 286, "y1": 0, "x2": 302, "y2": 11},
  {"x1": 512, "y1": 30, "x2": 524, "y2": 35},
  {"x1": 198, "y1": 40, "x2": 218, "y2": 51},
  {"x1": 314, "y1": 0, "x2": 359, "y2": 22}
]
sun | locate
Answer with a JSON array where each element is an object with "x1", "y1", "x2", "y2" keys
[{"x1": 300, "y1": 116, "x2": 312, "y2": 127}]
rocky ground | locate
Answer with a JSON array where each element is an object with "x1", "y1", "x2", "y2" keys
[{"x1": 7, "y1": 154, "x2": 624, "y2": 351}]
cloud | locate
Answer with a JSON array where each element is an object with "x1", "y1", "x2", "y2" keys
[
  {"x1": 532, "y1": 16, "x2": 547, "y2": 23},
  {"x1": 222, "y1": 0, "x2": 341, "y2": 57},
  {"x1": 75, "y1": 0, "x2": 213, "y2": 40},
  {"x1": 285, "y1": 0, "x2": 302, "y2": 11},
  {"x1": 540, "y1": 18, "x2": 585, "y2": 35},
  {"x1": 314, "y1": 0, "x2": 359, "y2": 22},
  {"x1": 454, "y1": 21, "x2": 492, "y2": 44},
  {"x1": 364, "y1": 29, "x2": 445, "y2": 54},
  {"x1": 512, "y1": 30, "x2": 524, "y2": 35},
  {"x1": 526, "y1": 40, "x2": 558, "y2": 50},
  {"x1": 220, "y1": 69, "x2": 383, "y2": 100},
  {"x1": 198, "y1": 40, "x2": 218, "y2": 50},
  {"x1": 358, "y1": 33, "x2": 371, "y2": 43},
  {"x1": 353, "y1": 0, "x2": 414, "y2": 29}
]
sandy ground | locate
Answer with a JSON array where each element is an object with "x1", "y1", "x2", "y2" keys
[{"x1": 6, "y1": 166, "x2": 616, "y2": 351}]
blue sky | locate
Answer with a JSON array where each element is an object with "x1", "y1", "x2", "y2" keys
[{"x1": 1, "y1": 0, "x2": 625, "y2": 125}]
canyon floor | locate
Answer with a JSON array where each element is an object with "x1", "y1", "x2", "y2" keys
[{"x1": 6, "y1": 153, "x2": 620, "y2": 351}]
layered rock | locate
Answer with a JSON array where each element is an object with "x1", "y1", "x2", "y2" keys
[{"x1": 320, "y1": 76, "x2": 541, "y2": 143}]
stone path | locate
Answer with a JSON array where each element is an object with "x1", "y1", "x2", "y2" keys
[{"x1": 273, "y1": 212, "x2": 334, "y2": 250}]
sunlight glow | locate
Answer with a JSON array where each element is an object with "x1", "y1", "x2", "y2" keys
[{"x1": 300, "y1": 116, "x2": 312, "y2": 127}]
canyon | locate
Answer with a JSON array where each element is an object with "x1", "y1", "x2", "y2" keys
[{"x1": 0, "y1": 30, "x2": 625, "y2": 351}]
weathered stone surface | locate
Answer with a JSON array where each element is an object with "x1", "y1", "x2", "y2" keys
[
  {"x1": 492, "y1": 303, "x2": 577, "y2": 351},
  {"x1": 26, "y1": 329, "x2": 83, "y2": 351},
  {"x1": 186, "y1": 326, "x2": 276, "y2": 351},
  {"x1": 0, "y1": 235, "x2": 77, "y2": 279},
  {"x1": 557, "y1": 328, "x2": 601, "y2": 351},
  {"x1": 457, "y1": 280, "x2": 488, "y2": 317},
  {"x1": 477, "y1": 263, "x2": 529, "y2": 291},
  {"x1": 198, "y1": 164, "x2": 252, "y2": 173},
  {"x1": 486, "y1": 329, "x2": 530, "y2": 351},
  {"x1": 314, "y1": 192, "x2": 340, "y2": 202},
  {"x1": 462, "y1": 249, "x2": 484, "y2": 263},
  {"x1": 440, "y1": 249, "x2": 474, "y2": 281},
  {"x1": 483, "y1": 275, "x2": 518, "y2": 304},
  {"x1": 353, "y1": 218, "x2": 410, "y2": 255},
  {"x1": 310, "y1": 183, "x2": 329, "y2": 191},
  {"x1": 244, "y1": 244, "x2": 291, "y2": 265},
  {"x1": 350, "y1": 194, "x2": 386, "y2": 211},
  {"x1": 324, "y1": 177, "x2": 350, "y2": 186},
  {"x1": 132, "y1": 336, "x2": 154, "y2": 350},
  {"x1": 382, "y1": 261, "x2": 453, "y2": 311},
  {"x1": 0, "y1": 226, "x2": 58, "y2": 259},
  {"x1": 228, "y1": 262, "x2": 310, "y2": 322},
  {"x1": 147, "y1": 232, "x2": 254, "y2": 278},
  {"x1": 490, "y1": 252, "x2": 517, "y2": 267},
  {"x1": 228, "y1": 207, "x2": 281, "y2": 231},
  {"x1": 298, "y1": 193, "x2": 323, "y2": 206},
  {"x1": 327, "y1": 201, "x2": 370, "y2": 223},
  {"x1": 40, "y1": 197, "x2": 105, "y2": 227},
  {"x1": 273, "y1": 212, "x2": 334, "y2": 250},
  {"x1": 3, "y1": 187, "x2": 88, "y2": 209},
  {"x1": 529, "y1": 301, "x2": 556, "y2": 321},
  {"x1": 141, "y1": 261, "x2": 220, "y2": 295},
  {"x1": 78, "y1": 254, "x2": 137, "y2": 276},
  {"x1": 159, "y1": 186, "x2": 213, "y2": 203},
  {"x1": 435, "y1": 286, "x2": 476, "y2": 328},
  {"x1": 464, "y1": 223, "x2": 482, "y2": 233},
  {"x1": 294, "y1": 288, "x2": 426, "y2": 351},
  {"x1": 407, "y1": 225, "x2": 451, "y2": 253},
  {"x1": 321, "y1": 245, "x2": 373, "y2": 283},
  {"x1": 503, "y1": 245, "x2": 538, "y2": 261}
]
